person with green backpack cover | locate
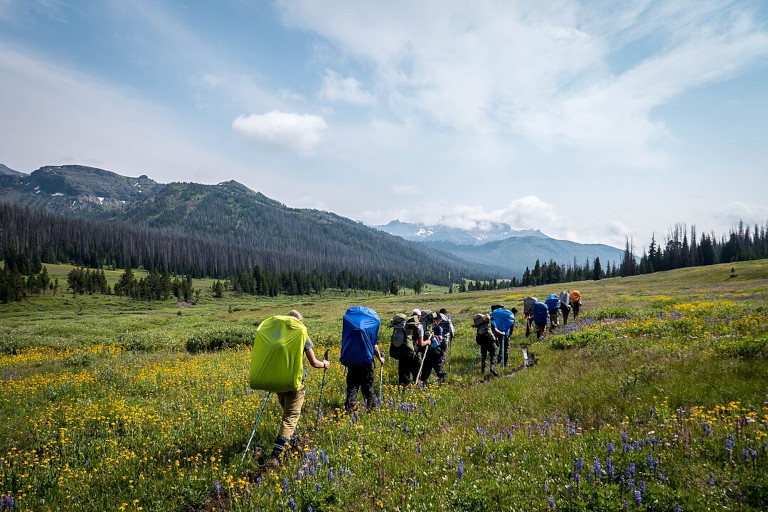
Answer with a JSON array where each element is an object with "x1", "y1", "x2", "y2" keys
[{"x1": 248, "y1": 310, "x2": 329, "y2": 469}]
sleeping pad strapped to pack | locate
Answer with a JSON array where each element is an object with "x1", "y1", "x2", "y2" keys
[
  {"x1": 249, "y1": 315, "x2": 307, "y2": 392},
  {"x1": 340, "y1": 306, "x2": 380, "y2": 367}
]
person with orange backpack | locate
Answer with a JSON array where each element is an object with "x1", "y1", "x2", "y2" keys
[{"x1": 570, "y1": 290, "x2": 582, "y2": 319}]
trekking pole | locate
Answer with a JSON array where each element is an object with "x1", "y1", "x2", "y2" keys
[
  {"x1": 242, "y1": 392, "x2": 270, "y2": 462},
  {"x1": 378, "y1": 358, "x2": 384, "y2": 410},
  {"x1": 468, "y1": 346, "x2": 481, "y2": 374},
  {"x1": 316, "y1": 349, "x2": 330, "y2": 423},
  {"x1": 415, "y1": 343, "x2": 429, "y2": 385}
]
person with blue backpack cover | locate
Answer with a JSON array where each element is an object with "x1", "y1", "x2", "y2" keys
[
  {"x1": 532, "y1": 301, "x2": 549, "y2": 340},
  {"x1": 545, "y1": 294, "x2": 561, "y2": 332},
  {"x1": 490, "y1": 305, "x2": 515, "y2": 367},
  {"x1": 340, "y1": 306, "x2": 385, "y2": 412}
]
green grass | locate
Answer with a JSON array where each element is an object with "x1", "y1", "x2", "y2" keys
[{"x1": 1, "y1": 260, "x2": 767, "y2": 511}]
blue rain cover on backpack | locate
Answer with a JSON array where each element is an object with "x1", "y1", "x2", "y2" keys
[
  {"x1": 490, "y1": 308, "x2": 515, "y2": 333},
  {"x1": 340, "y1": 306, "x2": 380, "y2": 367},
  {"x1": 533, "y1": 301, "x2": 549, "y2": 324},
  {"x1": 545, "y1": 294, "x2": 560, "y2": 312}
]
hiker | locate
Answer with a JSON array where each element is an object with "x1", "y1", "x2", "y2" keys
[
  {"x1": 391, "y1": 309, "x2": 423, "y2": 386},
  {"x1": 545, "y1": 294, "x2": 561, "y2": 331},
  {"x1": 438, "y1": 308, "x2": 455, "y2": 346},
  {"x1": 341, "y1": 306, "x2": 385, "y2": 413},
  {"x1": 420, "y1": 311, "x2": 446, "y2": 384},
  {"x1": 473, "y1": 313, "x2": 504, "y2": 376},
  {"x1": 523, "y1": 296, "x2": 538, "y2": 337},
  {"x1": 559, "y1": 291, "x2": 572, "y2": 325},
  {"x1": 267, "y1": 310, "x2": 329, "y2": 466},
  {"x1": 490, "y1": 305, "x2": 514, "y2": 367},
  {"x1": 570, "y1": 290, "x2": 582, "y2": 319},
  {"x1": 532, "y1": 301, "x2": 549, "y2": 340}
]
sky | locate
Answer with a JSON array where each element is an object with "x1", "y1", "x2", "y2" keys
[{"x1": 1, "y1": 0, "x2": 767, "y2": 250}]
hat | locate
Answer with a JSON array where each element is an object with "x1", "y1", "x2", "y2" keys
[{"x1": 412, "y1": 308, "x2": 421, "y2": 316}]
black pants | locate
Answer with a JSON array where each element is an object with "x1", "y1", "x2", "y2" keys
[
  {"x1": 526, "y1": 316, "x2": 534, "y2": 337},
  {"x1": 397, "y1": 351, "x2": 420, "y2": 386},
  {"x1": 572, "y1": 300, "x2": 581, "y2": 319},
  {"x1": 535, "y1": 322, "x2": 547, "y2": 340},
  {"x1": 345, "y1": 364, "x2": 376, "y2": 412},
  {"x1": 421, "y1": 346, "x2": 446, "y2": 383},
  {"x1": 480, "y1": 340, "x2": 497, "y2": 374},
  {"x1": 560, "y1": 304, "x2": 571, "y2": 325}
]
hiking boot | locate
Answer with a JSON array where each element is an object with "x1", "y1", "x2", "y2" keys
[{"x1": 491, "y1": 369, "x2": 499, "y2": 377}]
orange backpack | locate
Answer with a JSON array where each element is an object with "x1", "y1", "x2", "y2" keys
[{"x1": 570, "y1": 290, "x2": 581, "y2": 303}]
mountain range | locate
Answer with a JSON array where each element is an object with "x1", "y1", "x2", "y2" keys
[
  {"x1": 374, "y1": 221, "x2": 624, "y2": 276},
  {"x1": 1, "y1": 164, "x2": 623, "y2": 279}
]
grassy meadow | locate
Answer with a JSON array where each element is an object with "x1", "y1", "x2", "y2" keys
[{"x1": 1, "y1": 260, "x2": 767, "y2": 511}]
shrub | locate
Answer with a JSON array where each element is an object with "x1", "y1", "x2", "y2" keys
[
  {"x1": 185, "y1": 326, "x2": 254, "y2": 353},
  {"x1": 551, "y1": 330, "x2": 612, "y2": 350}
]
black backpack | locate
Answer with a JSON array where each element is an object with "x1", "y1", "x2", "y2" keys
[{"x1": 389, "y1": 313, "x2": 417, "y2": 359}]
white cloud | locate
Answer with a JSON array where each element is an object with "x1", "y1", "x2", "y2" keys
[
  {"x1": 320, "y1": 69, "x2": 375, "y2": 105},
  {"x1": 232, "y1": 111, "x2": 328, "y2": 154},
  {"x1": 277, "y1": 0, "x2": 768, "y2": 168},
  {"x1": 715, "y1": 201, "x2": 768, "y2": 226}
]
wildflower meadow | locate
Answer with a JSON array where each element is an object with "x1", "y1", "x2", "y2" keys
[{"x1": 1, "y1": 260, "x2": 767, "y2": 511}]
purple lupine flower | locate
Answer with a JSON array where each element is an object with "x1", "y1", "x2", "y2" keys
[
  {"x1": 640, "y1": 480, "x2": 646, "y2": 495},
  {"x1": 593, "y1": 458, "x2": 601, "y2": 480},
  {"x1": 622, "y1": 431, "x2": 628, "y2": 443},
  {"x1": 542, "y1": 481, "x2": 548, "y2": 493},
  {"x1": 751, "y1": 449, "x2": 758, "y2": 461},
  {"x1": 709, "y1": 475, "x2": 715, "y2": 486},
  {"x1": 458, "y1": 460, "x2": 465, "y2": 481},
  {"x1": 327, "y1": 468, "x2": 333, "y2": 483},
  {"x1": 726, "y1": 435, "x2": 734, "y2": 452},
  {"x1": 315, "y1": 483, "x2": 322, "y2": 492},
  {"x1": 742, "y1": 448, "x2": 749, "y2": 460},
  {"x1": 674, "y1": 504, "x2": 681, "y2": 512},
  {"x1": 214, "y1": 480, "x2": 221, "y2": 495},
  {"x1": 585, "y1": 471, "x2": 592, "y2": 483},
  {"x1": 623, "y1": 499, "x2": 629, "y2": 510},
  {"x1": 573, "y1": 473, "x2": 580, "y2": 485},
  {"x1": 627, "y1": 462, "x2": 636, "y2": 478},
  {"x1": 256, "y1": 477, "x2": 262, "y2": 484},
  {"x1": 575, "y1": 457, "x2": 583, "y2": 473},
  {"x1": 607, "y1": 441, "x2": 614, "y2": 455},
  {"x1": 416, "y1": 444, "x2": 422, "y2": 454},
  {"x1": 702, "y1": 421, "x2": 711, "y2": 436},
  {"x1": 489, "y1": 453, "x2": 494, "y2": 462},
  {"x1": 634, "y1": 490, "x2": 642, "y2": 506},
  {"x1": 288, "y1": 498, "x2": 297, "y2": 510},
  {"x1": 606, "y1": 457, "x2": 615, "y2": 480},
  {"x1": 567, "y1": 484, "x2": 573, "y2": 497},
  {"x1": 282, "y1": 477, "x2": 289, "y2": 492},
  {"x1": 548, "y1": 494, "x2": 555, "y2": 509}
]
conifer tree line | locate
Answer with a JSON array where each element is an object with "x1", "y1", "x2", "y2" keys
[
  {"x1": 622, "y1": 221, "x2": 768, "y2": 276},
  {"x1": 0, "y1": 202, "x2": 482, "y2": 292}
]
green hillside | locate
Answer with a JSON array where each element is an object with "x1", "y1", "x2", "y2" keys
[{"x1": 0, "y1": 260, "x2": 766, "y2": 510}]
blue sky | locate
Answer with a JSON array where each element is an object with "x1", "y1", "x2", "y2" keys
[{"x1": 1, "y1": 0, "x2": 767, "y2": 249}]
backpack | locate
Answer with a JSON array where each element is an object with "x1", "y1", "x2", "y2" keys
[
  {"x1": 249, "y1": 315, "x2": 307, "y2": 392},
  {"x1": 340, "y1": 306, "x2": 380, "y2": 367},
  {"x1": 545, "y1": 294, "x2": 560, "y2": 312},
  {"x1": 389, "y1": 313, "x2": 416, "y2": 359},
  {"x1": 473, "y1": 314, "x2": 495, "y2": 345},
  {"x1": 570, "y1": 290, "x2": 581, "y2": 303},
  {"x1": 523, "y1": 296, "x2": 538, "y2": 317},
  {"x1": 532, "y1": 301, "x2": 549, "y2": 324},
  {"x1": 559, "y1": 291, "x2": 570, "y2": 306},
  {"x1": 490, "y1": 308, "x2": 514, "y2": 333}
]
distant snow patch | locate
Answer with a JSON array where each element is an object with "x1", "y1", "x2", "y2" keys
[
  {"x1": 97, "y1": 197, "x2": 104, "y2": 204},
  {"x1": 51, "y1": 192, "x2": 64, "y2": 197}
]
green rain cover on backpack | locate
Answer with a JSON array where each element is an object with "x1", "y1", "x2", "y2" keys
[{"x1": 249, "y1": 315, "x2": 307, "y2": 392}]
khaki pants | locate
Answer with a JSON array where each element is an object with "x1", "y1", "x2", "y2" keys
[{"x1": 276, "y1": 384, "x2": 306, "y2": 440}]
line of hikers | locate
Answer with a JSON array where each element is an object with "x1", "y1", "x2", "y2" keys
[{"x1": 246, "y1": 292, "x2": 582, "y2": 467}]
